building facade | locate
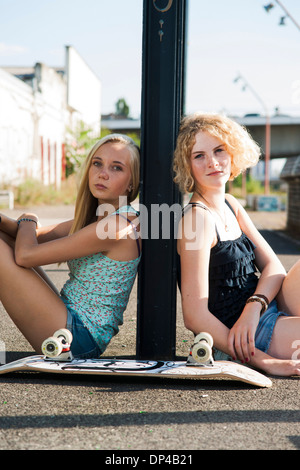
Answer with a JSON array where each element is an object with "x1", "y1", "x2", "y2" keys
[{"x1": 0, "y1": 46, "x2": 101, "y2": 188}]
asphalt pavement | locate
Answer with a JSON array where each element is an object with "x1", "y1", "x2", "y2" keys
[{"x1": 0, "y1": 205, "x2": 300, "y2": 452}]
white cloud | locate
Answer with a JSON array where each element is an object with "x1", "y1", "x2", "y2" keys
[{"x1": 0, "y1": 43, "x2": 28, "y2": 57}]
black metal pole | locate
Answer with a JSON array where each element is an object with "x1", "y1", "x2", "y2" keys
[{"x1": 137, "y1": 0, "x2": 187, "y2": 360}]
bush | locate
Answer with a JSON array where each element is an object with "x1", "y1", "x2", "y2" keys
[{"x1": 15, "y1": 177, "x2": 77, "y2": 207}]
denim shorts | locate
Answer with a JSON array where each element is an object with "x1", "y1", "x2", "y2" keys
[
  {"x1": 213, "y1": 299, "x2": 289, "y2": 361},
  {"x1": 66, "y1": 308, "x2": 102, "y2": 359},
  {"x1": 255, "y1": 299, "x2": 289, "y2": 353}
]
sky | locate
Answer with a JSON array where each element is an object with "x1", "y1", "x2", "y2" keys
[{"x1": 0, "y1": 0, "x2": 300, "y2": 119}]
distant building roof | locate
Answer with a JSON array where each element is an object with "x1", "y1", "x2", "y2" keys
[
  {"x1": 101, "y1": 117, "x2": 141, "y2": 132},
  {"x1": 234, "y1": 114, "x2": 300, "y2": 126},
  {"x1": 2, "y1": 66, "x2": 35, "y2": 75},
  {"x1": 101, "y1": 114, "x2": 300, "y2": 133}
]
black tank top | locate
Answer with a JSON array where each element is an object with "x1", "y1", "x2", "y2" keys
[{"x1": 177, "y1": 200, "x2": 258, "y2": 328}]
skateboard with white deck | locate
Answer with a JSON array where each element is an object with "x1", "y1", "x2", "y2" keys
[{"x1": 0, "y1": 330, "x2": 272, "y2": 388}]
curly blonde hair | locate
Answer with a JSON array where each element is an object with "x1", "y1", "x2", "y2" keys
[{"x1": 173, "y1": 112, "x2": 261, "y2": 193}]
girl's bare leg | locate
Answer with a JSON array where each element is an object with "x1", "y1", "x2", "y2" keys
[
  {"x1": 277, "y1": 259, "x2": 300, "y2": 316},
  {"x1": 0, "y1": 238, "x2": 68, "y2": 353},
  {"x1": 33, "y1": 266, "x2": 61, "y2": 296},
  {"x1": 264, "y1": 260, "x2": 300, "y2": 371},
  {"x1": 268, "y1": 315, "x2": 300, "y2": 360},
  {"x1": 0, "y1": 229, "x2": 59, "y2": 295}
]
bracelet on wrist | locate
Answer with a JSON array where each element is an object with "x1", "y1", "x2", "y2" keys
[
  {"x1": 253, "y1": 294, "x2": 269, "y2": 305},
  {"x1": 246, "y1": 295, "x2": 269, "y2": 315},
  {"x1": 17, "y1": 218, "x2": 37, "y2": 226}
]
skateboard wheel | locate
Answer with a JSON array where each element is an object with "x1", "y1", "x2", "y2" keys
[
  {"x1": 53, "y1": 328, "x2": 73, "y2": 345},
  {"x1": 42, "y1": 337, "x2": 62, "y2": 357},
  {"x1": 191, "y1": 342, "x2": 212, "y2": 363},
  {"x1": 194, "y1": 332, "x2": 213, "y2": 348}
]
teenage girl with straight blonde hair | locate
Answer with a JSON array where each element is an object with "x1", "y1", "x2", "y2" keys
[
  {"x1": 174, "y1": 112, "x2": 300, "y2": 377},
  {"x1": 0, "y1": 134, "x2": 141, "y2": 359}
]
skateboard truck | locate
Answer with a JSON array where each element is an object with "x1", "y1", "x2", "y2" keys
[
  {"x1": 186, "y1": 332, "x2": 214, "y2": 367},
  {"x1": 42, "y1": 329, "x2": 74, "y2": 362}
]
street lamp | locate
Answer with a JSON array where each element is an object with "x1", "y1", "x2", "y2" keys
[
  {"x1": 264, "y1": 3, "x2": 274, "y2": 13},
  {"x1": 279, "y1": 16, "x2": 286, "y2": 26},
  {"x1": 234, "y1": 73, "x2": 271, "y2": 195},
  {"x1": 264, "y1": 1, "x2": 300, "y2": 31}
]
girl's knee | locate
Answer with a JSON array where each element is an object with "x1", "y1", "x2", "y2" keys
[
  {"x1": 0, "y1": 231, "x2": 15, "y2": 248},
  {"x1": 287, "y1": 259, "x2": 300, "y2": 279},
  {"x1": 0, "y1": 238, "x2": 15, "y2": 269}
]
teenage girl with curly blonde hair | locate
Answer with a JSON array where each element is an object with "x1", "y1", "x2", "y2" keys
[{"x1": 174, "y1": 112, "x2": 300, "y2": 377}]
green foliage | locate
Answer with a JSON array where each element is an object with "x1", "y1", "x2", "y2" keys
[
  {"x1": 246, "y1": 175, "x2": 264, "y2": 194},
  {"x1": 15, "y1": 179, "x2": 55, "y2": 206},
  {"x1": 231, "y1": 173, "x2": 264, "y2": 194},
  {"x1": 15, "y1": 177, "x2": 77, "y2": 206},
  {"x1": 65, "y1": 121, "x2": 100, "y2": 177},
  {"x1": 115, "y1": 98, "x2": 130, "y2": 118},
  {"x1": 64, "y1": 120, "x2": 140, "y2": 178}
]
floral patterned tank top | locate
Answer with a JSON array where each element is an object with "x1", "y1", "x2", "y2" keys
[{"x1": 60, "y1": 205, "x2": 140, "y2": 353}]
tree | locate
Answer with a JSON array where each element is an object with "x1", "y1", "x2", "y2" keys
[
  {"x1": 115, "y1": 98, "x2": 130, "y2": 118},
  {"x1": 65, "y1": 121, "x2": 100, "y2": 177}
]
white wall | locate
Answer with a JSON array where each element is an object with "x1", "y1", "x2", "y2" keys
[
  {"x1": 0, "y1": 66, "x2": 66, "y2": 187},
  {"x1": 0, "y1": 47, "x2": 101, "y2": 188},
  {"x1": 66, "y1": 46, "x2": 101, "y2": 135},
  {"x1": 34, "y1": 63, "x2": 67, "y2": 186},
  {"x1": 0, "y1": 69, "x2": 35, "y2": 185}
]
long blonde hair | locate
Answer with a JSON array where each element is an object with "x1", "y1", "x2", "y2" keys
[
  {"x1": 70, "y1": 133, "x2": 140, "y2": 234},
  {"x1": 173, "y1": 112, "x2": 261, "y2": 193}
]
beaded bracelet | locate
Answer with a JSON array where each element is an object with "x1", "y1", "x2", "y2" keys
[{"x1": 17, "y1": 218, "x2": 37, "y2": 226}]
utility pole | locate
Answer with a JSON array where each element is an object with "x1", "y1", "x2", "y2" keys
[{"x1": 137, "y1": 0, "x2": 187, "y2": 360}]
